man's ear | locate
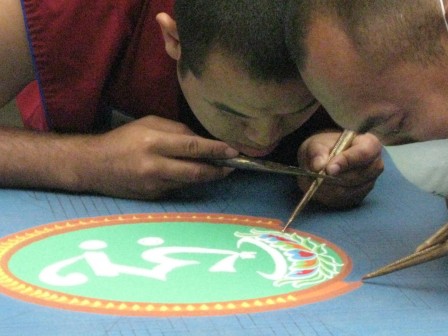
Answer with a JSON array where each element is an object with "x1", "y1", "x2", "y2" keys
[{"x1": 156, "y1": 13, "x2": 181, "y2": 61}]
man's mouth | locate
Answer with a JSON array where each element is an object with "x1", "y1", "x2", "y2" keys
[{"x1": 231, "y1": 142, "x2": 279, "y2": 157}]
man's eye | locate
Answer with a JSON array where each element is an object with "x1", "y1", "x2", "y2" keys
[
  {"x1": 386, "y1": 118, "x2": 406, "y2": 136},
  {"x1": 297, "y1": 99, "x2": 320, "y2": 114},
  {"x1": 217, "y1": 108, "x2": 249, "y2": 119}
]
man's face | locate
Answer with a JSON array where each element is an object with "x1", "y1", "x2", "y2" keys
[
  {"x1": 298, "y1": 16, "x2": 448, "y2": 145},
  {"x1": 178, "y1": 52, "x2": 320, "y2": 157}
]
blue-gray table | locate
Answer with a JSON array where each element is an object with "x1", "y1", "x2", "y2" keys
[{"x1": 0, "y1": 152, "x2": 446, "y2": 336}]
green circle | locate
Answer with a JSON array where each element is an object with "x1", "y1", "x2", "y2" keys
[{"x1": 8, "y1": 222, "x2": 344, "y2": 304}]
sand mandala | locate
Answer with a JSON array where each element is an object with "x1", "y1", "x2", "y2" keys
[{"x1": 0, "y1": 213, "x2": 360, "y2": 316}]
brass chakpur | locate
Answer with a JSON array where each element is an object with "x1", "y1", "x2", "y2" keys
[
  {"x1": 282, "y1": 130, "x2": 357, "y2": 232},
  {"x1": 208, "y1": 156, "x2": 340, "y2": 181}
]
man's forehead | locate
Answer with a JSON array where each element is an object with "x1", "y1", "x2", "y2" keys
[{"x1": 302, "y1": 16, "x2": 367, "y2": 83}]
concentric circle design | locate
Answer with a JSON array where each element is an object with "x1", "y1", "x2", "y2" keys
[{"x1": 0, "y1": 213, "x2": 360, "y2": 316}]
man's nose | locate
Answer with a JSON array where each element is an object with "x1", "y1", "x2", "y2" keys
[{"x1": 244, "y1": 117, "x2": 282, "y2": 147}]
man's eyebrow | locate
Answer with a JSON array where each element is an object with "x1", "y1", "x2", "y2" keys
[{"x1": 210, "y1": 98, "x2": 319, "y2": 118}]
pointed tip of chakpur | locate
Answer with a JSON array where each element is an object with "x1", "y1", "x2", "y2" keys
[
  {"x1": 281, "y1": 220, "x2": 293, "y2": 232},
  {"x1": 362, "y1": 272, "x2": 379, "y2": 281}
]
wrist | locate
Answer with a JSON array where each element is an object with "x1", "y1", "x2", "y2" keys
[{"x1": 63, "y1": 134, "x2": 104, "y2": 193}]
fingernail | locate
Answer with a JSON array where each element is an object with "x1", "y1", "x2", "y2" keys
[
  {"x1": 225, "y1": 148, "x2": 239, "y2": 157},
  {"x1": 327, "y1": 164, "x2": 341, "y2": 175}
]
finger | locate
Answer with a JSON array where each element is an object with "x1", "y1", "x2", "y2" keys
[
  {"x1": 308, "y1": 143, "x2": 332, "y2": 171},
  {"x1": 148, "y1": 132, "x2": 239, "y2": 159},
  {"x1": 136, "y1": 115, "x2": 197, "y2": 136},
  {"x1": 325, "y1": 133, "x2": 382, "y2": 175},
  {"x1": 300, "y1": 140, "x2": 333, "y2": 171},
  {"x1": 153, "y1": 157, "x2": 234, "y2": 184},
  {"x1": 299, "y1": 132, "x2": 341, "y2": 171},
  {"x1": 328, "y1": 158, "x2": 384, "y2": 187}
]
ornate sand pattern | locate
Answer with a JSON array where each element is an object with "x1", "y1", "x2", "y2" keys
[{"x1": 0, "y1": 213, "x2": 360, "y2": 316}]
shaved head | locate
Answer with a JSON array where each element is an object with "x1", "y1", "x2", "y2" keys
[{"x1": 286, "y1": 0, "x2": 448, "y2": 72}]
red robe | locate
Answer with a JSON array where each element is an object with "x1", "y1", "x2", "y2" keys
[{"x1": 18, "y1": 0, "x2": 178, "y2": 132}]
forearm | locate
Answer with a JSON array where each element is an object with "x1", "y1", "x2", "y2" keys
[
  {"x1": 0, "y1": 116, "x2": 239, "y2": 200},
  {"x1": 0, "y1": 126, "x2": 95, "y2": 192}
]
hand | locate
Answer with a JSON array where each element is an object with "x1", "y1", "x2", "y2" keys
[
  {"x1": 297, "y1": 131, "x2": 384, "y2": 208},
  {"x1": 76, "y1": 116, "x2": 238, "y2": 200}
]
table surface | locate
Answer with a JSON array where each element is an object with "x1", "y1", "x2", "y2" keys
[{"x1": 0, "y1": 152, "x2": 446, "y2": 336}]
